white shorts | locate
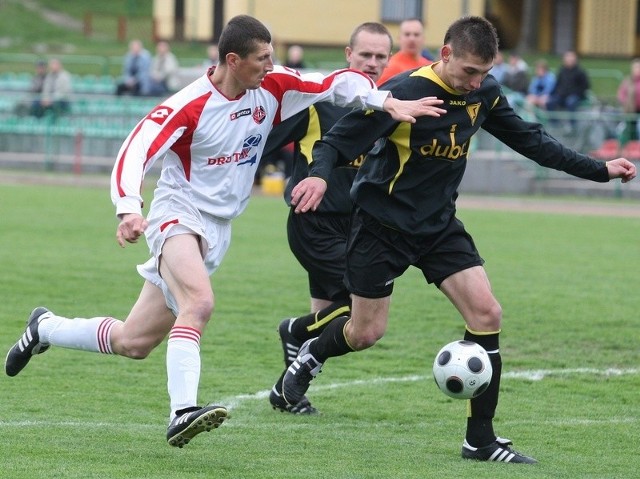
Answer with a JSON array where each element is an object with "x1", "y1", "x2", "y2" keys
[{"x1": 136, "y1": 189, "x2": 232, "y2": 315}]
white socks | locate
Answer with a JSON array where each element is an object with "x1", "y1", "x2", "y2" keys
[
  {"x1": 38, "y1": 313, "x2": 117, "y2": 354},
  {"x1": 166, "y1": 326, "x2": 201, "y2": 420}
]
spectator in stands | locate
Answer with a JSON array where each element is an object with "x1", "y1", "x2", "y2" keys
[
  {"x1": 116, "y1": 39, "x2": 151, "y2": 96},
  {"x1": 377, "y1": 18, "x2": 431, "y2": 85},
  {"x1": 284, "y1": 45, "x2": 306, "y2": 69},
  {"x1": 501, "y1": 53, "x2": 529, "y2": 106},
  {"x1": 502, "y1": 53, "x2": 528, "y2": 91},
  {"x1": 31, "y1": 60, "x2": 47, "y2": 94},
  {"x1": 202, "y1": 43, "x2": 219, "y2": 68},
  {"x1": 526, "y1": 59, "x2": 556, "y2": 109},
  {"x1": 617, "y1": 58, "x2": 640, "y2": 141},
  {"x1": 147, "y1": 40, "x2": 180, "y2": 96},
  {"x1": 489, "y1": 50, "x2": 507, "y2": 83},
  {"x1": 30, "y1": 58, "x2": 73, "y2": 118},
  {"x1": 546, "y1": 50, "x2": 590, "y2": 127}
]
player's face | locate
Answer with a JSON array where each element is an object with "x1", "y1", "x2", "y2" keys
[
  {"x1": 236, "y1": 42, "x2": 274, "y2": 90},
  {"x1": 443, "y1": 49, "x2": 493, "y2": 94},
  {"x1": 345, "y1": 31, "x2": 391, "y2": 83}
]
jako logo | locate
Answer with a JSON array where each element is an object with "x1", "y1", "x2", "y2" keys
[
  {"x1": 147, "y1": 106, "x2": 174, "y2": 125},
  {"x1": 207, "y1": 134, "x2": 262, "y2": 167}
]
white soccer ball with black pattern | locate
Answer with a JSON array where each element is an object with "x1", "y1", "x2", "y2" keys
[{"x1": 432, "y1": 340, "x2": 493, "y2": 399}]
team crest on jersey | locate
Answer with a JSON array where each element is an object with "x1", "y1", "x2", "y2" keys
[
  {"x1": 230, "y1": 108, "x2": 251, "y2": 121},
  {"x1": 252, "y1": 106, "x2": 266, "y2": 124},
  {"x1": 147, "y1": 106, "x2": 174, "y2": 125},
  {"x1": 466, "y1": 103, "x2": 481, "y2": 126}
]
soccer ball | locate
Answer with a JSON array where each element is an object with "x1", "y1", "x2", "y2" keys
[{"x1": 432, "y1": 340, "x2": 493, "y2": 399}]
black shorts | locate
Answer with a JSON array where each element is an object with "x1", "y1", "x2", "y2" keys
[
  {"x1": 345, "y1": 207, "x2": 484, "y2": 298},
  {"x1": 287, "y1": 208, "x2": 351, "y2": 301}
]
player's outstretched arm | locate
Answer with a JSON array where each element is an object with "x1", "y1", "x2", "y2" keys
[
  {"x1": 606, "y1": 158, "x2": 637, "y2": 183},
  {"x1": 116, "y1": 213, "x2": 148, "y2": 248},
  {"x1": 291, "y1": 177, "x2": 327, "y2": 213},
  {"x1": 383, "y1": 96, "x2": 446, "y2": 123}
]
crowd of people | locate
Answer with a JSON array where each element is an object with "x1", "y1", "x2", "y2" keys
[
  {"x1": 19, "y1": 39, "x2": 214, "y2": 118},
  {"x1": 490, "y1": 49, "x2": 591, "y2": 117},
  {"x1": 19, "y1": 30, "x2": 638, "y2": 124},
  {"x1": 115, "y1": 38, "x2": 181, "y2": 97},
  {"x1": 489, "y1": 49, "x2": 640, "y2": 141}
]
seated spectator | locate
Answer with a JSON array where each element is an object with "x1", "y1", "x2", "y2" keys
[
  {"x1": 546, "y1": 51, "x2": 590, "y2": 132},
  {"x1": 116, "y1": 39, "x2": 151, "y2": 96},
  {"x1": 147, "y1": 40, "x2": 180, "y2": 96},
  {"x1": 501, "y1": 53, "x2": 529, "y2": 106},
  {"x1": 284, "y1": 45, "x2": 306, "y2": 69},
  {"x1": 30, "y1": 58, "x2": 73, "y2": 118},
  {"x1": 526, "y1": 59, "x2": 556, "y2": 109},
  {"x1": 489, "y1": 50, "x2": 507, "y2": 83},
  {"x1": 546, "y1": 51, "x2": 590, "y2": 113},
  {"x1": 617, "y1": 58, "x2": 640, "y2": 141}
]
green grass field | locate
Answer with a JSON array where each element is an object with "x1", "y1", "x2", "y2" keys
[{"x1": 1, "y1": 183, "x2": 639, "y2": 478}]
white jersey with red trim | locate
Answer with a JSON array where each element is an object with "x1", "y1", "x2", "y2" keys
[{"x1": 110, "y1": 65, "x2": 388, "y2": 220}]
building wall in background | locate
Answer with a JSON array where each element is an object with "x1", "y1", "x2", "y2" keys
[
  {"x1": 578, "y1": 0, "x2": 636, "y2": 56},
  {"x1": 153, "y1": 0, "x2": 174, "y2": 38},
  {"x1": 153, "y1": 0, "x2": 640, "y2": 57},
  {"x1": 153, "y1": 0, "x2": 485, "y2": 50}
]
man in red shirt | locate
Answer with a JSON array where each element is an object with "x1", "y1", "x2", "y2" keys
[{"x1": 377, "y1": 18, "x2": 432, "y2": 85}]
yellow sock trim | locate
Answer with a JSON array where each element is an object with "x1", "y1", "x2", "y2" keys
[
  {"x1": 465, "y1": 326, "x2": 501, "y2": 335},
  {"x1": 306, "y1": 305, "x2": 350, "y2": 332},
  {"x1": 342, "y1": 319, "x2": 356, "y2": 351}
]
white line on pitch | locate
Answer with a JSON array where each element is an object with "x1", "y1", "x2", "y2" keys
[
  {"x1": 221, "y1": 367, "x2": 639, "y2": 410},
  {"x1": 0, "y1": 367, "x2": 636, "y2": 428}
]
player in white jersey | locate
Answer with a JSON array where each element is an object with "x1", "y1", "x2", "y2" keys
[{"x1": 5, "y1": 15, "x2": 446, "y2": 447}]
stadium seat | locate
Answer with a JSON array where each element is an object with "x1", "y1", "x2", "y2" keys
[
  {"x1": 621, "y1": 140, "x2": 640, "y2": 160},
  {"x1": 589, "y1": 139, "x2": 620, "y2": 160}
]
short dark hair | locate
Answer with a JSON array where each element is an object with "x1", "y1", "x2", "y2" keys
[
  {"x1": 217, "y1": 15, "x2": 272, "y2": 64},
  {"x1": 443, "y1": 16, "x2": 499, "y2": 62},
  {"x1": 349, "y1": 22, "x2": 393, "y2": 52}
]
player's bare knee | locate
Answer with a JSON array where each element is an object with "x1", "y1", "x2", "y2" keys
[
  {"x1": 180, "y1": 296, "x2": 214, "y2": 328},
  {"x1": 486, "y1": 301, "x2": 502, "y2": 328},
  {"x1": 348, "y1": 330, "x2": 383, "y2": 351},
  {"x1": 469, "y1": 301, "x2": 502, "y2": 331},
  {"x1": 117, "y1": 340, "x2": 155, "y2": 359},
  {"x1": 125, "y1": 348, "x2": 151, "y2": 360}
]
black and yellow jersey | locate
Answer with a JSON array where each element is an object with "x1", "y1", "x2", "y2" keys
[
  {"x1": 310, "y1": 62, "x2": 609, "y2": 235},
  {"x1": 264, "y1": 102, "x2": 369, "y2": 215}
]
